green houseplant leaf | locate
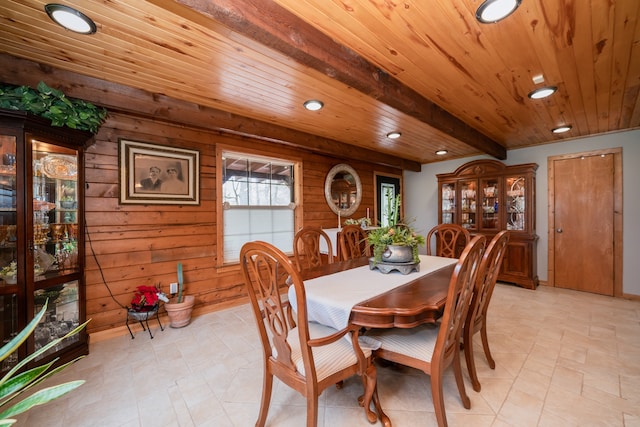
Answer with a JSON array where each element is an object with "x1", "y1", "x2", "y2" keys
[
  {"x1": 368, "y1": 194, "x2": 425, "y2": 264},
  {"x1": 177, "y1": 262, "x2": 184, "y2": 303},
  {"x1": 0, "y1": 301, "x2": 88, "y2": 424}
]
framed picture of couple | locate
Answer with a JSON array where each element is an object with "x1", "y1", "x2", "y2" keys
[{"x1": 119, "y1": 139, "x2": 200, "y2": 205}]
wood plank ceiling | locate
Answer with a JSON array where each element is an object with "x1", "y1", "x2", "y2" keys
[{"x1": 0, "y1": 0, "x2": 639, "y2": 170}]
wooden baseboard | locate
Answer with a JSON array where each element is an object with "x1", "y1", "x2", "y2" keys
[{"x1": 89, "y1": 296, "x2": 251, "y2": 343}]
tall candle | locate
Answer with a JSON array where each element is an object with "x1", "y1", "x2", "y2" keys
[
  {"x1": 338, "y1": 211, "x2": 341, "y2": 228},
  {"x1": 366, "y1": 208, "x2": 370, "y2": 219}
]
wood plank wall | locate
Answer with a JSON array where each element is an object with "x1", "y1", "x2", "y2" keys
[{"x1": 85, "y1": 112, "x2": 400, "y2": 334}]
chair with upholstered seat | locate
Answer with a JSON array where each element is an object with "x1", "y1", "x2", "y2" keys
[
  {"x1": 337, "y1": 224, "x2": 371, "y2": 260},
  {"x1": 367, "y1": 235, "x2": 486, "y2": 427},
  {"x1": 463, "y1": 230, "x2": 509, "y2": 392},
  {"x1": 293, "y1": 226, "x2": 334, "y2": 270},
  {"x1": 426, "y1": 223, "x2": 471, "y2": 258},
  {"x1": 240, "y1": 241, "x2": 378, "y2": 427}
]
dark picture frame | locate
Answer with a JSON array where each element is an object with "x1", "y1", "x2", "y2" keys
[{"x1": 119, "y1": 139, "x2": 200, "y2": 205}]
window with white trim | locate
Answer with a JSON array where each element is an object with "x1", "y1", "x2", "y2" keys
[{"x1": 221, "y1": 151, "x2": 297, "y2": 262}]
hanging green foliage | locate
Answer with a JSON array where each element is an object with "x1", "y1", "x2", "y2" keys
[{"x1": 0, "y1": 81, "x2": 107, "y2": 133}]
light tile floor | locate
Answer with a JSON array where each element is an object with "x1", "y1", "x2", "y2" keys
[{"x1": 15, "y1": 283, "x2": 640, "y2": 427}]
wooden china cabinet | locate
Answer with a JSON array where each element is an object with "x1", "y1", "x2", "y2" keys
[
  {"x1": 0, "y1": 109, "x2": 90, "y2": 371},
  {"x1": 437, "y1": 160, "x2": 538, "y2": 289}
]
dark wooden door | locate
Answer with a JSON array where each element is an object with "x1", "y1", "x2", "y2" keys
[{"x1": 552, "y1": 153, "x2": 614, "y2": 295}]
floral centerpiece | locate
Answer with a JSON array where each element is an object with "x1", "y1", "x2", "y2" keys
[
  {"x1": 130, "y1": 285, "x2": 168, "y2": 312},
  {"x1": 344, "y1": 217, "x2": 372, "y2": 227},
  {"x1": 367, "y1": 195, "x2": 425, "y2": 264}
]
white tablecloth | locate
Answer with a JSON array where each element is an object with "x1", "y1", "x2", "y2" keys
[{"x1": 289, "y1": 255, "x2": 457, "y2": 331}]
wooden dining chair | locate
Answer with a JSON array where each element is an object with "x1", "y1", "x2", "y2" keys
[
  {"x1": 337, "y1": 224, "x2": 371, "y2": 260},
  {"x1": 463, "y1": 230, "x2": 509, "y2": 392},
  {"x1": 293, "y1": 226, "x2": 334, "y2": 270},
  {"x1": 426, "y1": 223, "x2": 471, "y2": 258},
  {"x1": 240, "y1": 241, "x2": 379, "y2": 427},
  {"x1": 366, "y1": 235, "x2": 486, "y2": 427}
]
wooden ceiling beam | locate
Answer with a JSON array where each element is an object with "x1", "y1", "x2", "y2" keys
[
  {"x1": 0, "y1": 54, "x2": 420, "y2": 171},
  {"x1": 169, "y1": 0, "x2": 507, "y2": 160}
]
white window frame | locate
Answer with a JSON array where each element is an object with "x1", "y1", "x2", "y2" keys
[{"x1": 216, "y1": 146, "x2": 301, "y2": 265}]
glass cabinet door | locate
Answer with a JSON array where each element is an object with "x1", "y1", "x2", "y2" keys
[
  {"x1": 441, "y1": 183, "x2": 456, "y2": 224},
  {"x1": 506, "y1": 175, "x2": 526, "y2": 231},
  {"x1": 30, "y1": 140, "x2": 82, "y2": 362},
  {"x1": 481, "y1": 178, "x2": 500, "y2": 230},
  {"x1": 0, "y1": 135, "x2": 18, "y2": 370},
  {"x1": 460, "y1": 180, "x2": 476, "y2": 230},
  {"x1": 33, "y1": 280, "x2": 80, "y2": 361},
  {"x1": 32, "y1": 141, "x2": 80, "y2": 279},
  {"x1": 0, "y1": 135, "x2": 17, "y2": 286}
]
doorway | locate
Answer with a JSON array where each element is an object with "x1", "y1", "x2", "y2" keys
[
  {"x1": 547, "y1": 148, "x2": 622, "y2": 296},
  {"x1": 374, "y1": 172, "x2": 401, "y2": 227}
]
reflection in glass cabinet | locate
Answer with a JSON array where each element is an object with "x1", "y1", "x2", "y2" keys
[
  {"x1": 32, "y1": 142, "x2": 80, "y2": 280},
  {"x1": 481, "y1": 178, "x2": 500, "y2": 229},
  {"x1": 441, "y1": 183, "x2": 455, "y2": 224},
  {"x1": 0, "y1": 294, "x2": 18, "y2": 371},
  {"x1": 34, "y1": 281, "x2": 80, "y2": 361},
  {"x1": 506, "y1": 176, "x2": 526, "y2": 231},
  {"x1": 460, "y1": 180, "x2": 476, "y2": 229},
  {"x1": 0, "y1": 135, "x2": 17, "y2": 287}
]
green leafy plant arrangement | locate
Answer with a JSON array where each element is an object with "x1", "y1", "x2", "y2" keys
[
  {"x1": 367, "y1": 194, "x2": 425, "y2": 264},
  {"x1": 177, "y1": 262, "x2": 184, "y2": 303},
  {"x1": 0, "y1": 301, "x2": 88, "y2": 425},
  {"x1": 0, "y1": 81, "x2": 107, "y2": 133}
]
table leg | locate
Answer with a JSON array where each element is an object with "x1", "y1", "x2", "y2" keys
[
  {"x1": 371, "y1": 378, "x2": 391, "y2": 427},
  {"x1": 358, "y1": 362, "x2": 391, "y2": 426},
  {"x1": 353, "y1": 328, "x2": 391, "y2": 426}
]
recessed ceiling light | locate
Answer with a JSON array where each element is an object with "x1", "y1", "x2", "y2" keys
[
  {"x1": 303, "y1": 100, "x2": 324, "y2": 111},
  {"x1": 45, "y1": 4, "x2": 97, "y2": 35},
  {"x1": 476, "y1": 0, "x2": 522, "y2": 24},
  {"x1": 386, "y1": 131, "x2": 401, "y2": 139},
  {"x1": 528, "y1": 86, "x2": 558, "y2": 99},
  {"x1": 552, "y1": 125, "x2": 572, "y2": 134},
  {"x1": 435, "y1": 150, "x2": 448, "y2": 156}
]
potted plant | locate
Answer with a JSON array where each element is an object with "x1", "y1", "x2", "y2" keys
[
  {"x1": 128, "y1": 285, "x2": 168, "y2": 321},
  {"x1": 0, "y1": 81, "x2": 107, "y2": 133},
  {"x1": 0, "y1": 301, "x2": 88, "y2": 423},
  {"x1": 58, "y1": 184, "x2": 77, "y2": 209},
  {"x1": 164, "y1": 263, "x2": 195, "y2": 328},
  {"x1": 367, "y1": 195, "x2": 425, "y2": 264}
]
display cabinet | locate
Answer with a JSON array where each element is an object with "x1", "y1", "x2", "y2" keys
[
  {"x1": 0, "y1": 109, "x2": 90, "y2": 371},
  {"x1": 437, "y1": 160, "x2": 538, "y2": 289}
]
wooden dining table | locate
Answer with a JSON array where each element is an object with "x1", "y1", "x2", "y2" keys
[
  {"x1": 293, "y1": 254, "x2": 458, "y2": 427},
  {"x1": 298, "y1": 255, "x2": 457, "y2": 330}
]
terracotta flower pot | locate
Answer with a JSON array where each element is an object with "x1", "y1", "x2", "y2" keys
[{"x1": 164, "y1": 295, "x2": 195, "y2": 328}]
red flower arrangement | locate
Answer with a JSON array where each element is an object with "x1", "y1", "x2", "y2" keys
[{"x1": 130, "y1": 285, "x2": 167, "y2": 312}]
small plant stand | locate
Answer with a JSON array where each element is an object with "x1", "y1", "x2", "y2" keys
[
  {"x1": 126, "y1": 306, "x2": 164, "y2": 339},
  {"x1": 369, "y1": 259, "x2": 420, "y2": 275}
]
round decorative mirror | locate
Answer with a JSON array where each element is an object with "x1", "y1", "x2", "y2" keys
[{"x1": 324, "y1": 164, "x2": 362, "y2": 217}]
